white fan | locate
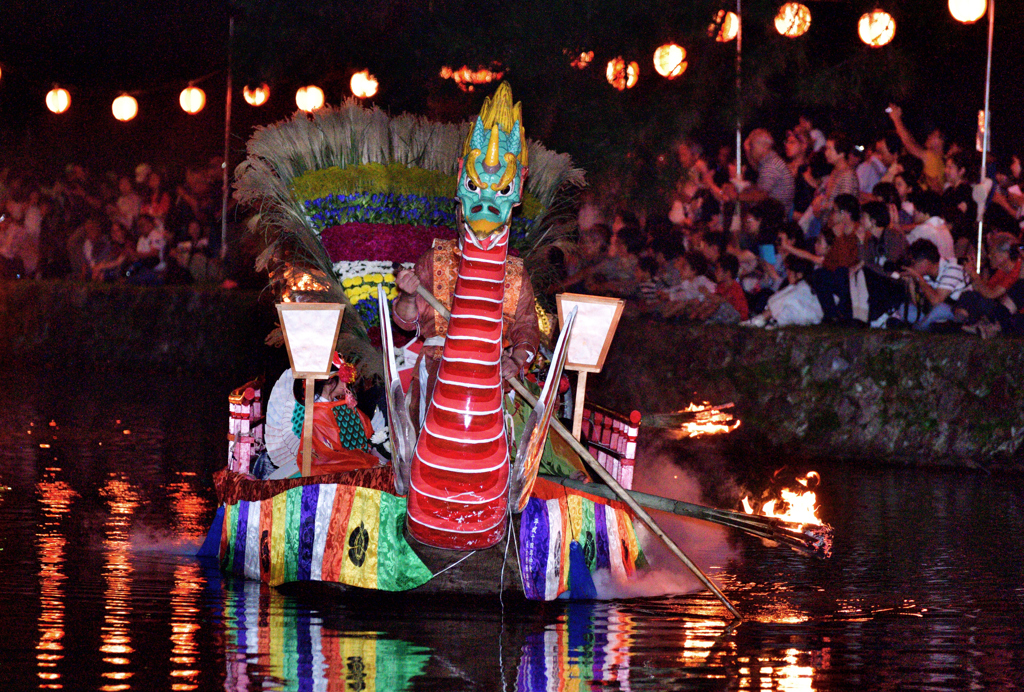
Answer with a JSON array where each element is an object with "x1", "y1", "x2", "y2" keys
[{"x1": 264, "y1": 368, "x2": 301, "y2": 469}]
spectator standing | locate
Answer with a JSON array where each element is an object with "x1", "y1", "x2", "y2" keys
[{"x1": 888, "y1": 104, "x2": 946, "y2": 194}]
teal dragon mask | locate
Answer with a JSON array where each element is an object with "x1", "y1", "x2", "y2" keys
[{"x1": 456, "y1": 82, "x2": 528, "y2": 248}]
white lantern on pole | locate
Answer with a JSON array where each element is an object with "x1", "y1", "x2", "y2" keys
[
  {"x1": 555, "y1": 293, "x2": 625, "y2": 439},
  {"x1": 949, "y1": 0, "x2": 987, "y2": 24},
  {"x1": 46, "y1": 87, "x2": 71, "y2": 114},
  {"x1": 179, "y1": 85, "x2": 206, "y2": 114},
  {"x1": 295, "y1": 85, "x2": 325, "y2": 112},
  {"x1": 112, "y1": 94, "x2": 138, "y2": 122},
  {"x1": 276, "y1": 302, "x2": 345, "y2": 477}
]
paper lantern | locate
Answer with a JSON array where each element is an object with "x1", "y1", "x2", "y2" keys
[
  {"x1": 295, "y1": 85, "x2": 325, "y2": 112},
  {"x1": 179, "y1": 86, "x2": 206, "y2": 114},
  {"x1": 606, "y1": 57, "x2": 640, "y2": 91},
  {"x1": 949, "y1": 0, "x2": 987, "y2": 24},
  {"x1": 350, "y1": 70, "x2": 378, "y2": 99},
  {"x1": 710, "y1": 10, "x2": 740, "y2": 42},
  {"x1": 571, "y1": 51, "x2": 594, "y2": 69},
  {"x1": 775, "y1": 2, "x2": 812, "y2": 37},
  {"x1": 653, "y1": 43, "x2": 688, "y2": 79},
  {"x1": 858, "y1": 10, "x2": 896, "y2": 47},
  {"x1": 243, "y1": 83, "x2": 270, "y2": 106},
  {"x1": 45, "y1": 87, "x2": 71, "y2": 114},
  {"x1": 112, "y1": 94, "x2": 138, "y2": 122}
]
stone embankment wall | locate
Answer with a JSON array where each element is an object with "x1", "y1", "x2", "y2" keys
[
  {"x1": 3, "y1": 283, "x2": 1021, "y2": 469},
  {"x1": 588, "y1": 319, "x2": 1024, "y2": 472},
  {"x1": 0, "y1": 281, "x2": 265, "y2": 374}
]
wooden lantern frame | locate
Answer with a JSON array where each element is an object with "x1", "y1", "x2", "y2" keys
[
  {"x1": 555, "y1": 293, "x2": 624, "y2": 438},
  {"x1": 276, "y1": 302, "x2": 345, "y2": 476}
]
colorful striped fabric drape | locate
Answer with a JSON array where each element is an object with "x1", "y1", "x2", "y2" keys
[
  {"x1": 518, "y1": 492, "x2": 646, "y2": 601},
  {"x1": 223, "y1": 580, "x2": 431, "y2": 691},
  {"x1": 219, "y1": 483, "x2": 433, "y2": 591}
]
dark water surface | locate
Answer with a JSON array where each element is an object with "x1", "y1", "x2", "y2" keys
[{"x1": 2, "y1": 368, "x2": 1023, "y2": 691}]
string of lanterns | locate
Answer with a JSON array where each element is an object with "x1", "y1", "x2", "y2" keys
[
  {"x1": 13, "y1": 1, "x2": 993, "y2": 112},
  {"x1": 35, "y1": 73, "x2": 378, "y2": 120}
]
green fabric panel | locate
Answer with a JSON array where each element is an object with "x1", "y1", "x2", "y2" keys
[
  {"x1": 375, "y1": 493, "x2": 433, "y2": 591},
  {"x1": 284, "y1": 486, "x2": 302, "y2": 583},
  {"x1": 581, "y1": 499, "x2": 597, "y2": 571},
  {"x1": 223, "y1": 502, "x2": 238, "y2": 572},
  {"x1": 373, "y1": 638, "x2": 433, "y2": 691}
]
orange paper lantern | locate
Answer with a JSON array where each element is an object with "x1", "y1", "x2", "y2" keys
[
  {"x1": 112, "y1": 94, "x2": 138, "y2": 122},
  {"x1": 858, "y1": 10, "x2": 896, "y2": 47},
  {"x1": 46, "y1": 87, "x2": 71, "y2": 114},
  {"x1": 775, "y1": 2, "x2": 812, "y2": 38},
  {"x1": 653, "y1": 43, "x2": 688, "y2": 79},
  {"x1": 350, "y1": 70, "x2": 378, "y2": 99},
  {"x1": 243, "y1": 83, "x2": 270, "y2": 106},
  {"x1": 948, "y1": 0, "x2": 987, "y2": 24},
  {"x1": 295, "y1": 85, "x2": 325, "y2": 112},
  {"x1": 606, "y1": 57, "x2": 640, "y2": 91},
  {"x1": 179, "y1": 86, "x2": 206, "y2": 114},
  {"x1": 711, "y1": 10, "x2": 740, "y2": 42}
]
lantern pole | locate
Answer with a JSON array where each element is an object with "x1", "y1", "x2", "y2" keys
[
  {"x1": 975, "y1": 0, "x2": 994, "y2": 269},
  {"x1": 221, "y1": 15, "x2": 234, "y2": 261},
  {"x1": 735, "y1": 0, "x2": 743, "y2": 184}
]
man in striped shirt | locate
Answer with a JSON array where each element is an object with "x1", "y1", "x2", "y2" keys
[
  {"x1": 899, "y1": 238, "x2": 971, "y2": 331},
  {"x1": 740, "y1": 129, "x2": 795, "y2": 217}
]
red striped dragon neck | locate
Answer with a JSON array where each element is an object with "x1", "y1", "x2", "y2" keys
[{"x1": 406, "y1": 229, "x2": 511, "y2": 549}]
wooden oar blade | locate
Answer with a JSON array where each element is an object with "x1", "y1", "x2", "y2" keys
[
  {"x1": 510, "y1": 306, "x2": 577, "y2": 513},
  {"x1": 377, "y1": 285, "x2": 416, "y2": 495}
]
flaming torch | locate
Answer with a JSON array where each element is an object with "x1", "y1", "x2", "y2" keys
[{"x1": 741, "y1": 472, "x2": 833, "y2": 557}]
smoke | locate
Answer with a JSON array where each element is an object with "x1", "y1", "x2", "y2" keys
[
  {"x1": 592, "y1": 441, "x2": 741, "y2": 600},
  {"x1": 128, "y1": 525, "x2": 207, "y2": 556}
]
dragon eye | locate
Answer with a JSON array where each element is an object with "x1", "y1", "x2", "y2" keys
[
  {"x1": 466, "y1": 179, "x2": 478, "y2": 192},
  {"x1": 499, "y1": 184, "x2": 512, "y2": 195}
]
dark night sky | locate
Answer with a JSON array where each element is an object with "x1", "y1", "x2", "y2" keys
[{"x1": 1, "y1": 0, "x2": 1022, "y2": 178}]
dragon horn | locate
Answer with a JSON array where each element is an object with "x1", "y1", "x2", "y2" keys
[{"x1": 484, "y1": 124, "x2": 501, "y2": 171}]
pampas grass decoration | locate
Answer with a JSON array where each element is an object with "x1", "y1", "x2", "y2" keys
[{"x1": 234, "y1": 97, "x2": 586, "y2": 382}]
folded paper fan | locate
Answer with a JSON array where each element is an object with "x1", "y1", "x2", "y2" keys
[{"x1": 264, "y1": 369, "x2": 300, "y2": 467}]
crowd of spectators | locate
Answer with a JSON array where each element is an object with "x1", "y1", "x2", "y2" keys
[
  {"x1": 555, "y1": 105, "x2": 1024, "y2": 339},
  {"x1": 0, "y1": 159, "x2": 232, "y2": 286}
]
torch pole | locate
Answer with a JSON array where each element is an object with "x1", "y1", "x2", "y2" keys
[
  {"x1": 221, "y1": 16, "x2": 234, "y2": 261},
  {"x1": 415, "y1": 284, "x2": 742, "y2": 621},
  {"x1": 976, "y1": 0, "x2": 995, "y2": 269},
  {"x1": 735, "y1": 0, "x2": 743, "y2": 182}
]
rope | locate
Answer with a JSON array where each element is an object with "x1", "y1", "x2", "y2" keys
[{"x1": 432, "y1": 552, "x2": 479, "y2": 577}]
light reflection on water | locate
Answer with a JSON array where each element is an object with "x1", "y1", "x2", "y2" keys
[{"x1": 0, "y1": 369, "x2": 1023, "y2": 690}]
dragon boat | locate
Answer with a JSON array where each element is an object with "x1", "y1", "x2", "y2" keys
[{"x1": 200, "y1": 84, "x2": 656, "y2": 601}]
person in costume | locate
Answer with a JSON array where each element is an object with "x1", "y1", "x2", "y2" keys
[
  {"x1": 390, "y1": 82, "x2": 585, "y2": 487},
  {"x1": 293, "y1": 352, "x2": 382, "y2": 476}
]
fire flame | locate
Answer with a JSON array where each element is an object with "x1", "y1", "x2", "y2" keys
[
  {"x1": 675, "y1": 402, "x2": 741, "y2": 438},
  {"x1": 280, "y1": 268, "x2": 329, "y2": 302},
  {"x1": 742, "y1": 472, "x2": 824, "y2": 528}
]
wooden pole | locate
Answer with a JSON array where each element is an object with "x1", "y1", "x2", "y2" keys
[
  {"x1": 571, "y1": 370, "x2": 588, "y2": 439},
  {"x1": 302, "y1": 377, "x2": 315, "y2": 477},
  {"x1": 416, "y1": 285, "x2": 742, "y2": 620}
]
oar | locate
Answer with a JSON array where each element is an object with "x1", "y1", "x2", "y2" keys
[
  {"x1": 414, "y1": 285, "x2": 743, "y2": 621},
  {"x1": 538, "y1": 475, "x2": 833, "y2": 558}
]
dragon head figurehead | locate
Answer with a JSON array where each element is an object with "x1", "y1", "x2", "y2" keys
[{"x1": 457, "y1": 82, "x2": 528, "y2": 250}]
